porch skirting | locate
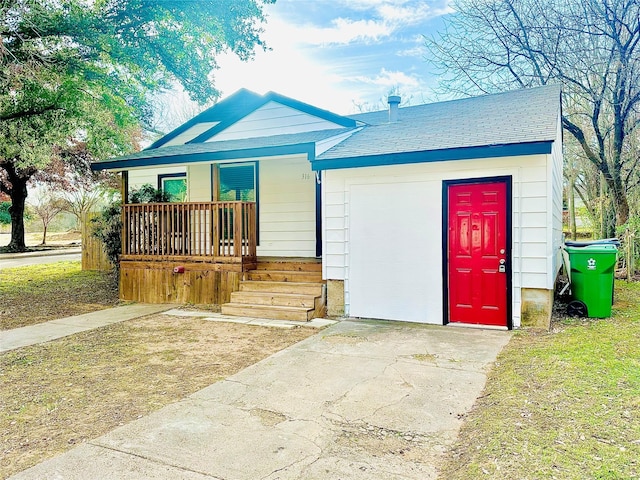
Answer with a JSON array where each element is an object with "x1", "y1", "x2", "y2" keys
[{"x1": 119, "y1": 260, "x2": 244, "y2": 305}]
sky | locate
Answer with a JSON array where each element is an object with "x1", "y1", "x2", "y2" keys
[{"x1": 164, "y1": 0, "x2": 454, "y2": 127}]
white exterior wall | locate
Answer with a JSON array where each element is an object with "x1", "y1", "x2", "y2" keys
[
  {"x1": 128, "y1": 164, "x2": 209, "y2": 203},
  {"x1": 549, "y1": 112, "x2": 564, "y2": 283},
  {"x1": 206, "y1": 102, "x2": 344, "y2": 142},
  {"x1": 187, "y1": 164, "x2": 212, "y2": 202},
  {"x1": 322, "y1": 153, "x2": 556, "y2": 328},
  {"x1": 258, "y1": 155, "x2": 316, "y2": 257},
  {"x1": 128, "y1": 166, "x2": 186, "y2": 193},
  {"x1": 164, "y1": 122, "x2": 219, "y2": 146}
]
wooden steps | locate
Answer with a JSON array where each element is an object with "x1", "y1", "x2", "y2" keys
[
  {"x1": 246, "y1": 270, "x2": 322, "y2": 283},
  {"x1": 230, "y1": 291, "x2": 320, "y2": 309},
  {"x1": 239, "y1": 281, "x2": 323, "y2": 296},
  {"x1": 221, "y1": 259, "x2": 325, "y2": 322},
  {"x1": 220, "y1": 304, "x2": 316, "y2": 321}
]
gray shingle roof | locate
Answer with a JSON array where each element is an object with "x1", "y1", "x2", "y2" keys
[
  {"x1": 93, "y1": 85, "x2": 561, "y2": 171},
  {"x1": 98, "y1": 128, "x2": 353, "y2": 165},
  {"x1": 318, "y1": 85, "x2": 561, "y2": 160}
]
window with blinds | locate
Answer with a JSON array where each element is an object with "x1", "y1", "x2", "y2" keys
[{"x1": 218, "y1": 163, "x2": 256, "y2": 202}]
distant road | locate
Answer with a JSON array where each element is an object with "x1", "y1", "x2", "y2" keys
[{"x1": 0, "y1": 252, "x2": 81, "y2": 270}]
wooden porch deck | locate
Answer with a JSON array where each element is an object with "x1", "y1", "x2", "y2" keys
[{"x1": 118, "y1": 202, "x2": 322, "y2": 307}]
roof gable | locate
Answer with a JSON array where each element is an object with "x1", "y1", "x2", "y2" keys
[
  {"x1": 202, "y1": 101, "x2": 350, "y2": 142},
  {"x1": 148, "y1": 89, "x2": 356, "y2": 150},
  {"x1": 148, "y1": 89, "x2": 263, "y2": 149}
]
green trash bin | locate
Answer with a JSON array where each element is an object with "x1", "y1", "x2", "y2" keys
[{"x1": 565, "y1": 244, "x2": 618, "y2": 318}]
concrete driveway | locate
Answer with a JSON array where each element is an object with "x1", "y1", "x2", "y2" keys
[{"x1": 9, "y1": 319, "x2": 510, "y2": 480}]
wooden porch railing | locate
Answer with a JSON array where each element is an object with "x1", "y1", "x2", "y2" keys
[{"x1": 121, "y1": 202, "x2": 257, "y2": 261}]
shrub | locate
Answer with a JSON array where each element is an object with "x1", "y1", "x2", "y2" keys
[
  {"x1": 91, "y1": 184, "x2": 170, "y2": 267},
  {"x1": 91, "y1": 200, "x2": 122, "y2": 268}
]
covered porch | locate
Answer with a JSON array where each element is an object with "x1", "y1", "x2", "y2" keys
[
  {"x1": 119, "y1": 201, "x2": 258, "y2": 305},
  {"x1": 118, "y1": 201, "x2": 325, "y2": 320}
]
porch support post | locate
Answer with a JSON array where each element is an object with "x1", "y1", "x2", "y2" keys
[
  {"x1": 120, "y1": 171, "x2": 129, "y2": 204},
  {"x1": 233, "y1": 202, "x2": 243, "y2": 257}
]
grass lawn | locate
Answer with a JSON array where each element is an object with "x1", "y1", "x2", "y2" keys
[
  {"x1": 0, "y1": 261, "x2": 119, "y2": 330},
  {"x1": 439, "y1": 280, "x2": 640, "y2": 480}
]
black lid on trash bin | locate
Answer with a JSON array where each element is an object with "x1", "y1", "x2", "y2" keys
[{"x1": 564, "y1": 238, "x2": 620, "y2": 248}]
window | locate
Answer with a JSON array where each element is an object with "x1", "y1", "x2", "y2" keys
[
  {"x1": 159, "y1": 173, "x2": 187, "y2": 202},
  {"x1": 217, "y1": 163, "x2": 256, "y2": 202},
  {"x1": 215, "y1": 162, "x2": 259, "y2": 244}
]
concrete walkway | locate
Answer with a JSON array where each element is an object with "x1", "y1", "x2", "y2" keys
[
  {"x1": 8, "y1": 319, "x2": 511, "y2": 480},
  {"x1": 0, "y1": 304, "x2": 173, "y2": 352}
]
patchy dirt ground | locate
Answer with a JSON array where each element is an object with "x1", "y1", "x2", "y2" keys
[{"x1": 0, "y1": 313, "x2": 316, "y2": 478}]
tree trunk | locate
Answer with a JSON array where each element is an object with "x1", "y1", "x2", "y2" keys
[
  {"x1": 568, "y1": 172, "x2": 577, "y2": 241},
  {"x1": 41, "y1": 223, "x2": 48, "y2": 246},
  {"x1": 2, "y1": 159, "x2": 37, "y2": 252},
  {"x1": 611, "y1": 183, "x2": 630, "y2": 228},
  {"x1": 8, "y1": 176, "x2": 29, "y2": 252}
]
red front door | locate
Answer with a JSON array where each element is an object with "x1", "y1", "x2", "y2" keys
[{"x1": 447, "y1": 181, "x2": 508, "y2": 327}]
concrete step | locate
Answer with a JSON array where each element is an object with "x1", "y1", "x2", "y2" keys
[
  {"x1": 220, "y1": 303, "x2": 312, "y2": 322},
  {"x1": 230, "y1": 291, "x2": 319, "y2": 309},
  {"x1": 239, "y1": 281, "x2": 324, "y2": 296},
  {"x1": 247, "y1": 270, "x2": 322, "y2": 283},
  {"x1": 255, "y1": 261, "x2": 322, "y2": 272}
]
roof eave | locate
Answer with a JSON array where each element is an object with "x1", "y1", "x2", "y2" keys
[
  {"x1": 311, "y1": 141, "x2": 554, "y2": 171},
  {"x1": 91, "y1": 143, "x2": 317, "y2": 172}
]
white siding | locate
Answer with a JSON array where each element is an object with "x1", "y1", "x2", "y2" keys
[
  {"x1": 549, "y1": 112, "x2": 564, "y2": 284},
  {"x1": 323, "y1": 154, "x2": 556, "y2": 328},
  {"x1": 257, "y1": 156, "x2": 316, "y2": 257},
  {"x1": 206, "y1": 102, "x2": 344, "y2": 142},
  {"x1": 187, "y1": 164, "x2": 212, "y2": 201},
  {"x1": 128, "y1": 166, "x2": 186, "y2": 191},
  {"x1": 164, "y1": 122, "x2": 219, "y2": 146}
]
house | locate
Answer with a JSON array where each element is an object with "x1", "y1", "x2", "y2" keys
[{"x1": 91, "y1": 85, "x2": 563, "y2": 329}]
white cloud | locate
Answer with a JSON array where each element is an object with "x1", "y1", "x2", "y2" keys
[
  {"x1": 214, "y1": 16, "x2": 361, "y2": 114},
  {"x1": 294, "y1": 17, "x2": 393, "y2": 46},
  {"x1": 164, "y1": 0, "x2": 450, "y2": 122},
  {"x1": 378, "y1": 2, "x2": 450, "y2": 24},
  {"x1": 349, "y1": 68, "x2": 421, "y2": 88},
  {"x1": 334, "y1": 0, "x2": 454, "y2": 25},
  {"x1": 268, "y1": 17, "x2": 394, "y2": 46},
  {"x1": 396, "y1": 40, "x2": 428, "y2": 58},
  {"x1": 273, "y1": 1, "x2": 453, "y2": 48}
]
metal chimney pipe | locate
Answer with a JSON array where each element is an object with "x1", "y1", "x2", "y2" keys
[{"x1": 388, "y1": 95, "x2": 401, "y2": 122}]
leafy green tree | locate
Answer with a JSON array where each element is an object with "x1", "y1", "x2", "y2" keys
[
  {"x1": 0, "y1": 0, "x2": 273, "y2": 252},
  {"x1": 425, "y1": 0, "x2": 639, "y2": 236},
  {"x1": 0, "y1": 201, "x2": 10, "y2": 225}
]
